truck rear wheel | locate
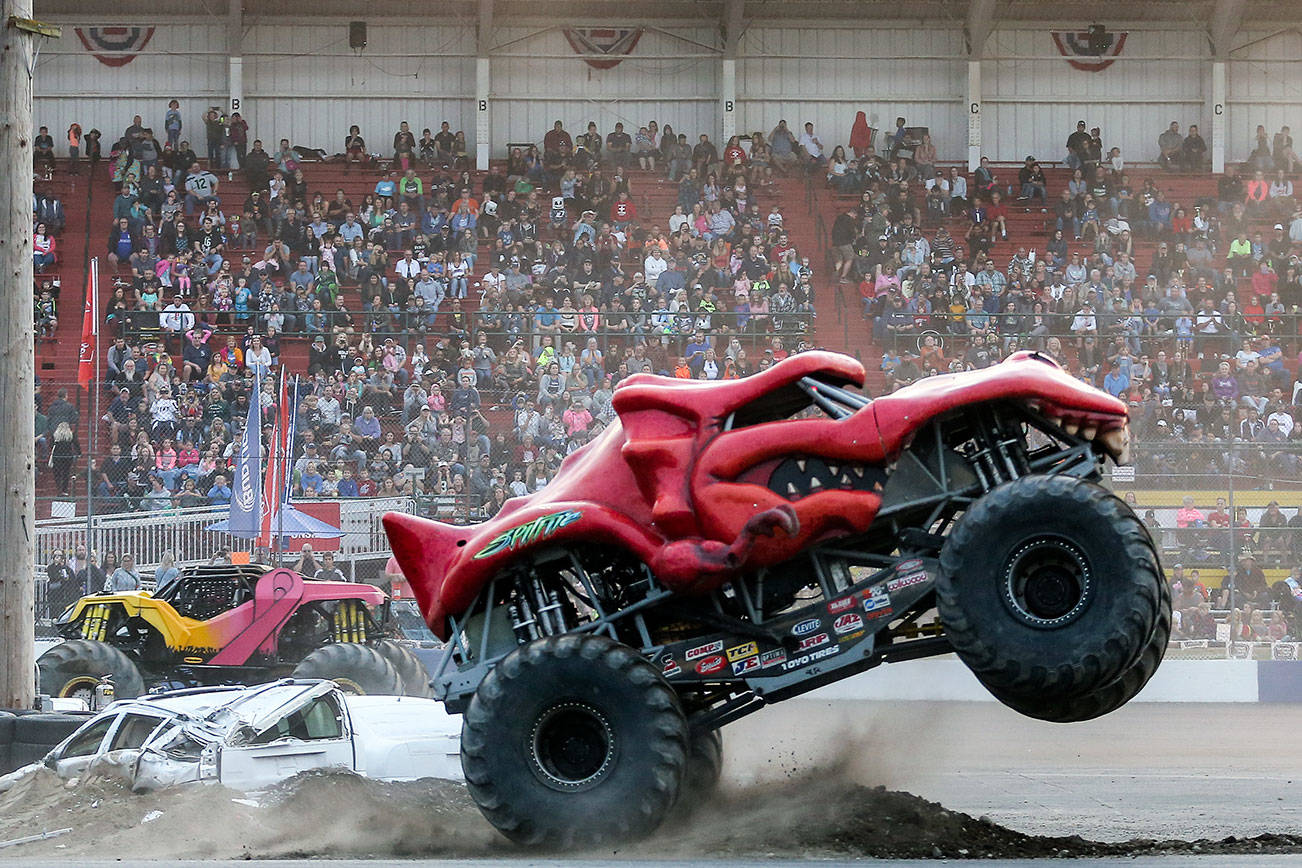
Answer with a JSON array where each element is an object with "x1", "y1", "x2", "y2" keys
[
  {"x1": 292, "y1": 643, "x2": 403, "y2": 695},
  {"x1": 461, "y1": 634, "x2": 688, "y2": 848},
  {"x1": 374, "y1": 639, "x2": 433, "y2": 697},
  {"x1": 937, "y1": 475, "x2": 1162, "y2": 701},
  {"x1": 37, "y1": 640, "x2": 145, "y2": 700}
]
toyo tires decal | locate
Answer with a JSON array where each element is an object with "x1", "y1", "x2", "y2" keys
[{"x1": 473, "y1": 509, "x2": 582, "y2": 560}]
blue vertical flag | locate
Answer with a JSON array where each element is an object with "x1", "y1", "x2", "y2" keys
[{"x1": 228, "y1": 373, "x2": 263, "y2": 538}]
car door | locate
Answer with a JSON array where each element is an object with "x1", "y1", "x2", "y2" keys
[
  {"x1": 49, "y1": 714, "x2": 118, "y2": 777},
  {"x1": 217, "y1": 692, "x2": 355, "y2": 791}
]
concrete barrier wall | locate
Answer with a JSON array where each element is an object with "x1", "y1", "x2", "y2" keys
[{"x1": 809, "y1": 658, "x2": 1272, "y2": 703}]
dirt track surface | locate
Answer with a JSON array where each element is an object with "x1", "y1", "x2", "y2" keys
[{"x1": 0, "y1": 701, "x2": 1298, "y2": 861}]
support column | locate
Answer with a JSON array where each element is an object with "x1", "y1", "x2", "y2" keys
[
  {"x1": 720, "y1": 58, "x2": 736, "y2": 144},
  {"x1": 227, "y1": 2, "x2": 243, "y2": 117},
  {"x1": 964, "y1": 0, "x2": 994, "y2": 170},
  {"x1": 721, "y1": 0, "x2": 742, "y2": 145},
  {"x1": 476, "y1": 0, "x2": 493, "y2": 171},
  {"x1": 476, "y1": 58, "x2": 490, "y2": 171},
  {"x1": 967, "y1": 60, "x2": 982, "y2": 171},
  {"x1": 1211, "y1": 60, "x2": 1227, "y2": 173}
]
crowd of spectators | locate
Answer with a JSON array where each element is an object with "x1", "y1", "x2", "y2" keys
[
  {"x1": 40, "y1": 104, "x2": 827, "y2": 521},
  {"x1": 814, "y1": 117, "x2": 1302, "y2": 483}
]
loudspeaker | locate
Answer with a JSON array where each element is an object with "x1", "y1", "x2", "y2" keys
[
  {"x1": 349, "y1": 21, "x2": 367, "y2": 50},
  {"x1": 1086, "y1": 24, "x2": 1110, "y2": 56}
]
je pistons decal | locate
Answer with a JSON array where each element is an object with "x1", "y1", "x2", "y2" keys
[{"x1": 473, "y1": 509, "x2": 581, "y2": 559}]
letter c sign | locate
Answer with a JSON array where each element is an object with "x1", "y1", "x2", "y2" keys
[
  {"x1": 1214, "y1": 103, "x2": 1224, "y2": 116},
  {"x1": 971, "y1": 102, "x2": 980, "y2": 114}
]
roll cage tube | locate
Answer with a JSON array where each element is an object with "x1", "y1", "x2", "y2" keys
[{"x1": 722, "y1": 376, "x2": 871, "y2": 431}]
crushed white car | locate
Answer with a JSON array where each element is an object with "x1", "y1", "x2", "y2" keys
[{"x1": 0, "y1": 679, "x2": 462, "y2": 793}]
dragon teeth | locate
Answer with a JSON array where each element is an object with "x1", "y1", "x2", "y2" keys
[
  {"x1": 787, "y1": 482, "x2": 800, "y2": 497},
  {"x1": 795, "y1": 459, "x2": 807, "y2": 473},
  {"x1": 808, "y1": 476, "x2": 824, "y2": 490},
  {"x1": 827, "y1": 464, "x2": 840, "y2": 477}
]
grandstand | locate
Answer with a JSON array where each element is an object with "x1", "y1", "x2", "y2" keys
[{"x1": 22, "y1": 0, "x2": 1302, "y2": 651}]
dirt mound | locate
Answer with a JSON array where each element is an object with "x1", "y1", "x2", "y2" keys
[{"x1": 3, "y1": 763, "x2": 1300, "y2": 860}]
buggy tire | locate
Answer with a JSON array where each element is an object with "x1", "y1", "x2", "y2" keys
[
  {"x1": 374, "y1": 639, "x2": 433, "y2": 697},
  {"x1": 990, "y1": 546, "x2": 1172, "y2": 722},
  {"x1": 937, "y1": 475, "x2": 1161, "y2": 700},
  {"x1": 461, "y1": 634, "x2": 688, "y2": 849},
  {"x1": 37, "y1": 640, "x2": 144, "y2": 700},
  {"x1": 292, "y1": 643, "x2": 403, "y2": 695}
]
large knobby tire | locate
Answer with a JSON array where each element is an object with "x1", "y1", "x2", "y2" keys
[
  {"x1": 37, "y1": 640, "x2": 145, "y2": 701},
  {"x1": 460, "y1": 634, "x2": 688, "y2": 849},
  {"x1": 991, "y1": 543, "x2": 1172, "y2": 723},
  {"x1": 292, "y1": 643, "x2": 403, "y2": 695},
  {"x1": 374, "y1": 639, "x2": 433, "y2": 697},
  {"x1": 937, "y1": 475, "x2": 1161, "y2": 700},
  {"x1": 668, "y1": 728, "x2": 724, "y2": 820}
]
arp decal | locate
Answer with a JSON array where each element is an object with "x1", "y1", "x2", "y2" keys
[
  {"x1": 731, "y1": 655, "x2": 761, "y2": 676},
  {"x1": 796, "y1": 632, "x2": 830, "y2": 651},
  {"x1": 834, "y1": 612, "x2": 865, "y2": 635},
  {"x1": 791, "y1": 617, "x2": 821, "y2": 637},
  {"x1": 827, "y1": 597, "x2": 855, "y2": 614},
  {"x1": 685, "y1": 639, "x2": 723, "y2": 662},
  {"x1": 695, "y1": 655, "x2": 727, "y2": 675},
  {"x1": 472, "y1": 509, "x2": 582, "y2": 559},
  {"x1": 726, "y1": 641, "x2": 758, "y2": 662}
]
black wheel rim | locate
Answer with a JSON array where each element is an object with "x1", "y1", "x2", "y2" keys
[
  {"x1": 530, "y1": 702, "x2": 615, "y2": 791},
  {"x1": 1002, "y1": 537, "x2": 1092, "y2": 628}
]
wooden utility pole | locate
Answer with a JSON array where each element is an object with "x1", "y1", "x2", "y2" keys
[{"x1": 0, "y1": 0, "x2": 40, "y2": 709}]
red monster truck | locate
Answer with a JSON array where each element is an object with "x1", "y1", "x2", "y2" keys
[{"x1": 385, "y1": 350, "x2": 1169, "y2": 847}]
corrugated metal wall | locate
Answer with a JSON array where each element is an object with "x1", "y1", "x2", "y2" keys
[
  {"x1": 489, "y1": 26, "x2": 719, "y2": 147},
  {"x1": 241, "y1": 22, "x2": 475, "y2": 149},
  {"x1": 1228, "y1": 29, "x2": 1302, "y2": 162},
  {"x1": 30, "y1": 19, "x2": 1301, "y2": 164},
  {"x1": 982, "y1": 29, "x2": 1209, "y2": 166},
  {"x1": 736, "y1": 27, "x2": 966, "y2": 155},
  {"x1": 33, "y1": 23, "x2": 226, "y2": 145}
]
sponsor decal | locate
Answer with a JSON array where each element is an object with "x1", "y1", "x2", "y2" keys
[
  {"x1": 827, "y1": 596, "x2": 855, "y2": 614},
  {"x1": 760, "y1": 648, "x2": 787, "y2": 668},
  {"x1": 837, "y1": 630, "x2": 866, "y2": 644},
  {"x1": 791, "y1": 617, "x2": 821, "y2": 637},
  {"x1": 834, "y1": 612, "x2": 865, "y2": 634},
  {"x1": 886, "y1": 571, "x2": 929, "y2": 593},
  {"x1": 685, "y1": 639, "x2": 723, "y2": 662},
  {"x1": 896, "y1": 558, "x2": 924, "y2": 574},
  {"x1": 726, "y1": 641, "x2": 758, "y2": 662},
  {"x1": 473, "y1": 509, "x2": 581, "y2": 559},
  {"x1": 780, "y1": 644, "x2": 841, "y2": 672},
  {"x1": 731, "y1": 655, "x2": 761, "y2": 676},
  {"x1": 695, "y1": 655, "x2": 726, "y2": 675},
  {"x1": 662, "y1": 657, "x2": 681, "y2": 677},
  {"x1": 796, "y1": 632, "x2": 830, "y2": 651},
  {"x1": 862, "y1": 588, "x2": 892, "y2": 613}
]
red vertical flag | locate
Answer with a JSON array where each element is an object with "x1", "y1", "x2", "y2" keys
[{"x1": 76, "y1": 261, "x2": 99, "y2": 389}]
